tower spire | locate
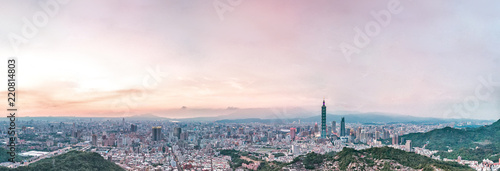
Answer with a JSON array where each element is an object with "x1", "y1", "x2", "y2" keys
[{"x1": 321, "y1": 98, "x2": 327, "y2": 139}]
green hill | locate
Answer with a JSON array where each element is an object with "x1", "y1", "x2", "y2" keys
[
  {"x1": 0, "y1": 151, "x2": 124, "y2": 171},
  {"x1": 402, "y1": 119, "x2": 500, "y2": 162},
  {"x1": 362, "y1": 147, "x2": 472, "y2": 171},
  {"x1": 288, "y1": 147, "x2": 472, "y2": 170},
  {"x1": 329, "y1": 147, "x2": 472, "y2": 170},
  {"x1": 0, "y1": 148, "x2": 29, "y2": 163}
]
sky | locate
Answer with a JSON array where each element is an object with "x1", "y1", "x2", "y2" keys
[{"x1": 0, "y1": 0, "x2": 499, "y2": 119}]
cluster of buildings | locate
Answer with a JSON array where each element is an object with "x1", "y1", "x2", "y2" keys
[
  {"x1": 443, "y1": 157, "x2": 500, "y2": 171},
  {"x1": 0, "y1": 100, "x2": 495, "y2": 170}
]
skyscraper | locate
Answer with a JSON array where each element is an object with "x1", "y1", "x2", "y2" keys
[
  {"x1": 174, "y1": 127, "x2": 182, "y2": 139},
  {"x1": 314, "y1": 123, "x2": 319, "y2": 135},
  {"x1": 290, "y1": 128, "x2": 296, "y2": 141},
  {"x1": 405, "y1": 140, "x2": 412, "y2": 152},
  {"x1": 152, "y1": 126, "x2": 162, "y2": 141},
  {"x1": 92, "y1": 134, "x2": 98, "y2": 146},
  {"x1": 332, "y1": 121, "x2": 336, "y2": 133},
  {"x1": 392, "y1": 134, "x2": 399, "y2": 145},
  {"x1": 321, "y1": 99, "x2": 326, "y2": 139},
  {"x1": 180, "y1": 132, "x2": 188, "y2": 141},
  {"x1": 130, "y1": 124, "x2": 137, "y2": 132},
  {"x1": 340, "y1": 117, "x2": 346, "y2": 137},
  {"x1": 383, "y1": 130, "x2": 390, "y2": 139}
]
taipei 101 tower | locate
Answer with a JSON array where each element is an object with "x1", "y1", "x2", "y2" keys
[{"x1": 321, "y1": 99, "x2": 326, "y2": 139}]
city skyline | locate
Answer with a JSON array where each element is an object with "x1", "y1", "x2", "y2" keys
[
  {"x1": 1, "y1": 1, "x2": 499, "y2": 170},
  {"x1": 1, "y1": 1, "x2": 499, "y2": 120},
  {"x1": 6, "y1": 114, "x2": 497, "y2": 170}
]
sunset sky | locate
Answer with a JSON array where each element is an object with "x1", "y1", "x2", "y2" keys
[{"x1": 1, "y1": 0, "x2": 499, "y2": 119}]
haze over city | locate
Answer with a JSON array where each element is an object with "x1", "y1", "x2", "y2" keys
[
  {"x1": 1, "y1": 0, "x2": 499, "y2": 120},
  {"x1": 2, "y1": 1, "x2": 500, "y2": 171}
]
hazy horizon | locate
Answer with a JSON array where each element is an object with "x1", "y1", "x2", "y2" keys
[
  {"x1": 1, "y1": 0, "x2": 499, "y2": 120},
  {"x1": 10, "y1": 107, "x2": 500, "y2": 121}
]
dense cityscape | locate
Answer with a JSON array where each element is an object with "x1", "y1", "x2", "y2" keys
[
  {"x1": 2, "y1": 0, "x2": 499, "y2": 171},
  {"x1": 1, "y1": 101, "x2": 498, "y2": 170}
]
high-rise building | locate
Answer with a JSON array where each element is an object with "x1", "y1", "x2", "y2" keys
[
  {"x1": 392, "y1": 134, "x2": 399, "y2": 145},
  {"x1": 174, "y1": 127, "x2": 181, "y2": 139},
  {"x1": 321, "y1": 99, "x2": 327, "y2": 139},
  {"x1": 180, "y1": 132, "x2": 188, "y2": 141},
  {"x1": 332, "y1": 121, "x2": 336, "y2": 133},
  {"x1": 383, "y1": 130, "x2": 390, "y2": 139},
  {"x1": 152, "y1": 126, "x2": 162, "y2": 141},
  {"x1": 130, "y1": 124, "x2": 137, "y2": 132},
  {"x1": 102, "y1": 135, "x2": 107, "y2": 146},
  {"x1": 290, "y1": 128, "x2": 296, "y2": 141},
  {"x1": 340, "y1": 117, "x2": 346, "y2": 136},
  {"x1": 92, "y1": 134, "x2": 98, "y2": 146},
  {"x1": 356, "y1": 127, "x2": 362, "y2": 138},
  {"x1": 314, "y1": 123, "x2": 319, "y2": 135},
  {"x1": 72, "y1": 130, "x2": 82, "y2": 139},
  {"x1": 405, "y1": 140, "x2": 412, "y2": 151}
]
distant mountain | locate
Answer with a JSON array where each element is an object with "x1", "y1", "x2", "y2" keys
[
  {"x1": 216, "y1": 118, "x2": 271, "y2": 123},
  {"x1": 299, "y1": 113, "x2": 429, "y2": 123},
  {"x1": 161, "y1": 107, "x2": 312, "y2": 122},
  {"x1": 128, "y1": 113, "x2": 167, "y2": 120},
  {"x1": 20, "y1": 110, "x2": 495, "y2": 124},
  {"x1": 298, "y1": 113, "x2": 496, "y2": 124},
  {"x1": 213, "y1": 113, "x2": 494, "y2": 124},
  {"x1": 402, "y1": 119, "x2": 500, "y2": 162},
  {"x1": 0, "y1": 151, "x2": 124, "y2": 171}
]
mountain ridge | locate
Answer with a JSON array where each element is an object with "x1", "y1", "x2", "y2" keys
[
  {"x1": 16, "y1": 113, "x2": 498, "y2": 124},
  {"x1": 401, "y1": 119, "x2": 500, "y2": 162}
]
